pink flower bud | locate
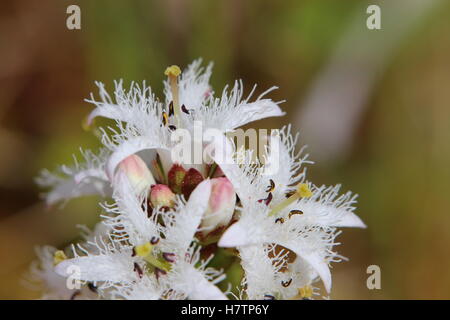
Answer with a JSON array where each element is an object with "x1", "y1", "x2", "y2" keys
[
  {"x1": 200, "y1": 177, "x2": 236, "y2": 237},
  {"x1": 118, "y1": 154, "x2": 155, "y2": 195},
  {"x1": 150, "y1": 184, "x2": 176, "y2": 208}
]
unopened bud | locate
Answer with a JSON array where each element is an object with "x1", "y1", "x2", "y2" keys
[
  {"x1": 118, "y1": 154, "x2": 155, "y2": 195},
  {"x1": 150, "y1": 184, "x2": 176, "y2": 208},
  {"x1": 200, "y1": 177, "x2": 236, "y2": 238},
  {"x1": 168, "y1": 164, "x2": 187, "y2": 194}
]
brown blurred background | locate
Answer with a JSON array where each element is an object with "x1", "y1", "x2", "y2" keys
[{"x1": 0, "y1": 0, "x2": 449, "y2": 299}]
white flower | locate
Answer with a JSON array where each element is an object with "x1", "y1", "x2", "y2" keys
[
  {"x1": 31, "y1": 59, "x2": 365, "y2": 300},
  {"x1": 85, "y1": 59, "x2": 284, "y2": 179},
  {"x1": 27, "y1": 245, "x2": 100, "y2": 300},
  {"x1": 54, "y1": 177, "x2": 227, "y2": 300},
  {"x1": 217, "y1": 126, "x2": 365, "y2": 297},
  {"x1": 36, "y1": 148, "x2": 112, "y2": 206}
]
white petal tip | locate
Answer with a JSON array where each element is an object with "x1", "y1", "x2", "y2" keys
[
  {"x1": 218, "y1": 223, "x2": 248, "y2": 248},
  {"x1": 339, "y1": 213, "x2": 367, "y2": 229},
  {"x1": 54, "y1": 260, "x2": 71, "y2": 277}
]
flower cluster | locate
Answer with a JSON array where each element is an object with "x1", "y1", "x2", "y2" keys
[{"x1": 31, "y1": 59, "x2": 365, "y2": 300}]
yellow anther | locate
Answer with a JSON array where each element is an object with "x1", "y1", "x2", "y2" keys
[
  {"x1": 281, "y1": 278, "x2": 293, "y2": 288},
  {"x1": 275, "y1": 217, "x2": 285, "y2": 224},
  {"x1": 299, "y1": 285, "x2": 313, "y2": 299},
  {"x1": 135, "y1": 242, "x2": 153, "y2": 257},
  {"x1": 297, "y1": 183, "x2": 312, "y2": 198},
  {"x1": 164, "y1": 65, "x2": 181, "y2": 77},
  {"x1": 162, "y1": 112, "x2": 169, "y2": 126},
  {"x1": 53, "y1": 250, "x2": 67, "y2": 266},
  {"x1": 288, "y1": 210, "x2": 303, "y2": 219},
  {"x1": 266, "y1": 179, "x2": 275, "y2": 193}
]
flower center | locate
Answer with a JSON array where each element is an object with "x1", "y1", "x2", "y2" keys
[
  {"x1": 134, "y1": 242, "x2": 172, "y2": 272},
  {"x1": 268, "y1": 183, "x2": 312, "y2": 217}
]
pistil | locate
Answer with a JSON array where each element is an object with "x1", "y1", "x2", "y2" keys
[
  {"x1": 164, "y1": 65, "x2": 182, "y2": 119},
  {"x1": 268, "y1": 183, "x2": 312, "y2": 217},
  {"x1": 134, "y1": 242, "x2": 171, "y2": 272}
]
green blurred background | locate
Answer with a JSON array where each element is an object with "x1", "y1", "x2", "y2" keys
[{"x1": 0, "y1": 0, "x2": 449, "y2": 299}]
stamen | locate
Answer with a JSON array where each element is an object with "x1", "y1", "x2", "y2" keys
[
  {"x1": 263, "y1": 294, "x2": 276, "y2": 300},
  {"x1": 281, "y1": 278, "x2": 293, "y2": 288},
  {"x1": 258, "y1": 192, "x2": 273, "y2": 206},
  {"x1": 162, "y1": 112, "x2": 169, "y2": 126},
  {"x1": 181, "y1": 104, "x2": 190, "y2": 114},
  {"x1": 134, "y1": 262, "x2": 143, "y2": 278},
  {"x1": 168, "y1": 101, "x2": 174, "y2": 117},
  {"x1": 150, "y1": 236, "x2": 160, "y2": 245},
  {"x1": 275, "y1": 217, "x2": 284, "y2": 224},
  {"x1": 265, "y1": 179, "x2": 275, "y2": 193},
  {"x1": 164, "y1": 65, "x2": 181, "y2": 119},
  {"x1": 268, "y1": 183, "x2": 312, "y2": 217},
  {"x1": 162, "y1": 252, "x2": 176, "y2": 263},
  {"x1": 288, "y1": 210, "x2": 303, "y2": 219},
  {"x1": 155, "y1": 267, "x2": 167, "y2": 280}
]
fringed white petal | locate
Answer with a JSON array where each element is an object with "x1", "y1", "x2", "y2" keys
[
  {"x1": 285, "y1": 255, "x2": 320, "y2": 295},
  {"x1": 85, "y1": 80, "x2": 161, "y2": 126},
  {"x1": 296, "y1": 251, "x2": 331, "y2": 293},
  {"x1": 218, "y1": 222, "x2": 251, "y2": 248},
  {"x1": 262, "y1": 126, "x2": 311, "y2": 202},
  {"x1": 27, "y1": 246, "x2": 77, "y2": 299},
  {"x1": 239, "y1": 245, "x2": 283, "y2": 300},
  {"x1": 112, "y1": 275, "x2": 162, "y2": 300},
  {"x1": 208, "y1": 134, "x2": 256, "y2": 206},
  {"x1": 187, "y1": 269, "x2": 227, "y2": 300},
  {"x1": 162, "y1": 179, "x2": 212, "y2": 253},
  {"x1": 276, "y1": 239, "x2": 332, "y2": 293},
  {"x1": 43, "y1": 174, "x2": 110, "y2": 206},
  {"x1": 192, "y1": 81, "x2": 285, "y2": 131},
  {"x1": 333, "y1": 211, "x2": 366, "y2": 228},
  {"x1": 219, "y1": 201, "x2": 272, "y2": 248},
  {"x1": 169, "y1": 253, "x2": 227, "y2": 300},
  {"x1": 291, "y1": 184, "x2": 365, "y2": 229},
  {"x1": 36, "y1": 149, "x2": 111, "y2": 206},
  {"x1": 103, "y1": 171, "x2": 160, "y2": 245},
  {"x1": 55, "y1": 251, "x2": 137, "y2": 284},
  {"x1": 87, "y1": 103, "x2": 129, "y2": 125},
  {"x1": 227, "y1": 98, "x2": 285, "y2": 129}
]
